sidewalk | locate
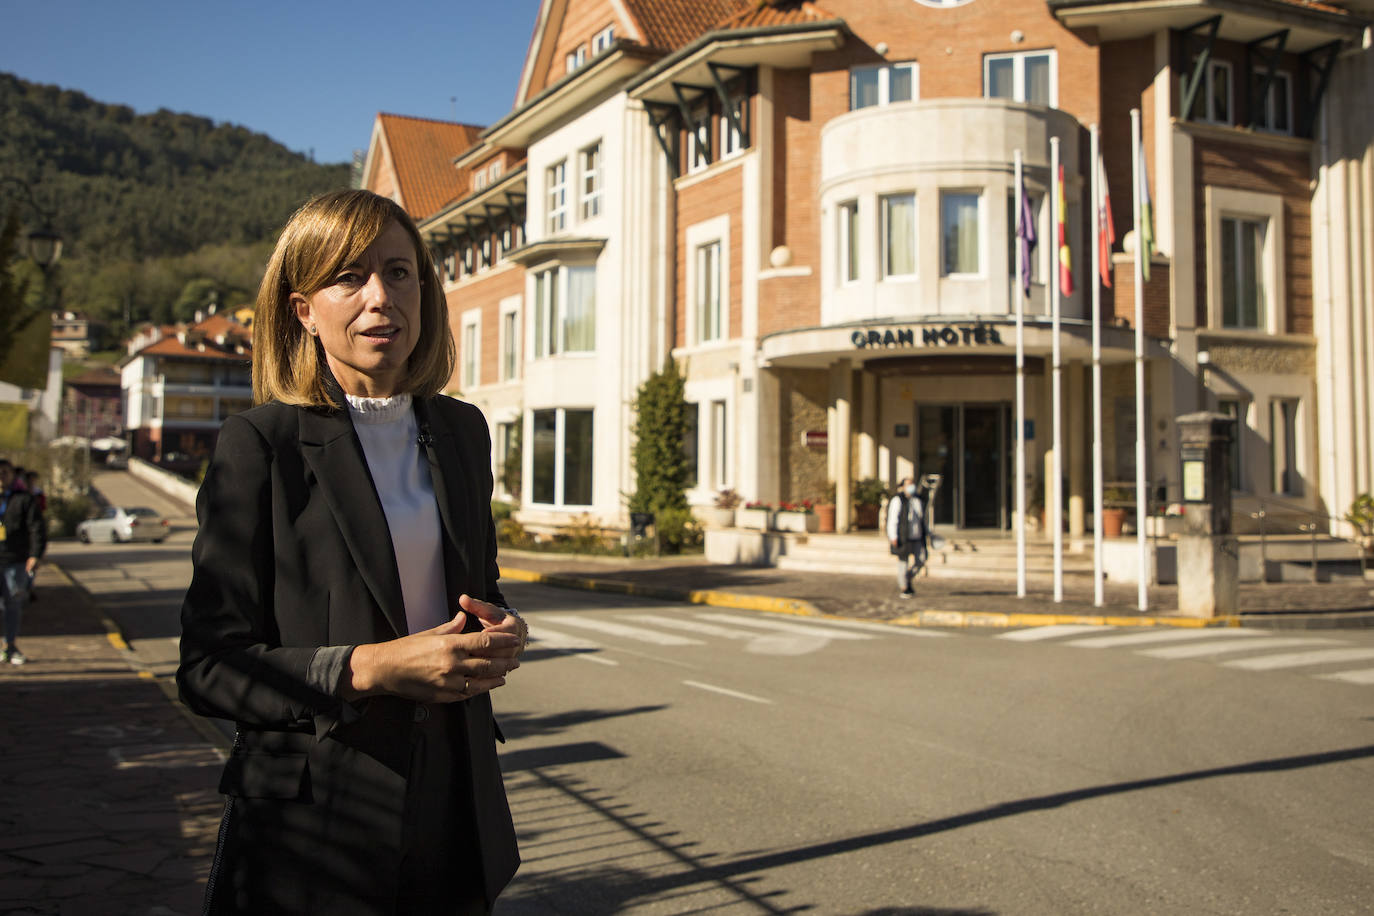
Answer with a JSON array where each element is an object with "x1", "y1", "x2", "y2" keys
[
  {"x1": 0, "y1": 565, "x2": 223, "y2": 916},
  {"x1": 499, "y1": 550, "x2": 1374, "y2": 629}
]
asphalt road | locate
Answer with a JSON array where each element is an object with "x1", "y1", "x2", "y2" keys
[{"x1": 51, "y1": 472, "x2": 1374, "y2": 915}]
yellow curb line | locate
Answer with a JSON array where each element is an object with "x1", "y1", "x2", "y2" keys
[{"x1": 502, "y1": 566, "x2": 1250, "y2": 629}]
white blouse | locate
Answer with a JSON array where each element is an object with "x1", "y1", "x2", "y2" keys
[{"x1": 345, "y1": 393, "x2": 449, "y2": 635}]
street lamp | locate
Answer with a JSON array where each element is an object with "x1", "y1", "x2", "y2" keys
[{"x1": 0, "y1": 176, "x2": 63, "y2": 272}]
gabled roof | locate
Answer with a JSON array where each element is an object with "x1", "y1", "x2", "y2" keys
[
  {"x1": 127, "y1": 314, "x2": 252, "y2": 364},
  {"x1": 714, "y1": 0, "x2": 836, "y2": 30},
  {"x1": 373, "y1": 114, "x2": 484, "y2": 220},
  {"x1": 621, "y1": 0, "x2": 752, "y2": 50}
]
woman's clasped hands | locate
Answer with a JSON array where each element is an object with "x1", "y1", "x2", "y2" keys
[{"x1": 343, "y1": 594, "x2": 527, "y2": 704}]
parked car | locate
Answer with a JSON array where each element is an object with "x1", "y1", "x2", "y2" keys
[{"x1": 76, "y1": 507, "x2": 170, "y2": 544}]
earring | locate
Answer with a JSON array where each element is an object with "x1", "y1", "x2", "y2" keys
[{"x1": 308, "y1": 324, "x2": 317, "y2": 336}]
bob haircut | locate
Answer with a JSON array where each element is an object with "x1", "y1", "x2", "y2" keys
[{"x1": 252, "y1": 189, "x2": 454, "y2": 407}]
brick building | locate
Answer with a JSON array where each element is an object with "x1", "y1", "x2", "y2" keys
[{"x1": 364, "y1": 0, "x2": 1374, "y2": 540}]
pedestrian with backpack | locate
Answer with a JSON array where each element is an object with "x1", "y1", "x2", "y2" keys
[{"x1": 887, "y1": 475, "x2": 934, "y2": 599}]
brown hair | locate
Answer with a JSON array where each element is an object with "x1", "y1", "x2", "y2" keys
[{"x1": 251, "y1": 189, "x2": 454, "y2": 407}]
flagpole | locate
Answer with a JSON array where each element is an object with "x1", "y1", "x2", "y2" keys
[
  {"x1": 1014, "y1": 149, "x2": 1027, "y2": 599},
  {"x1": 1131, "y1": 108, "x2": 1148, "y2": 612},
  {"x1": 1090, "y1": 124, "x2": 1104, "y2": 607},
  {"x1": 1050, "y1": 136, "x2": 1063, "y2": 603}
]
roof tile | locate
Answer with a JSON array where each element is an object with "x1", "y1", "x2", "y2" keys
[
  {"x1": 715, "y1": 0, "x2": 838, "y2": 29},
  {"x1": 376, "y1": 114, "x2": 484, "y2": 220},
  {"x1": 622, "y1": 0, "x2": 752, "y2": 50}
]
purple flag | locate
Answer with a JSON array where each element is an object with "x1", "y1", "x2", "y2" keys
[{"x1": 1017, "y1": 174, "x2": 1037, "y2": 297}]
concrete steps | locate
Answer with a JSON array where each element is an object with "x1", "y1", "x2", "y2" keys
[{"x1": 776, "y1": 531, "x2": 1097, "y2": 580}]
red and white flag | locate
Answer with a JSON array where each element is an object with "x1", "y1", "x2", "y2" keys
[{"x1": 1096, "y1": 153, "x2": 1115, "y2": 288}]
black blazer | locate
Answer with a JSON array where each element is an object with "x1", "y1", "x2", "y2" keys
[{"x1": 177, "y1": 393, "x2": 519, "y2": 914}]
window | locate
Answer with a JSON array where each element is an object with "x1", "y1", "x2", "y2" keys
[
  {"x1": 443, "y1": 252, "x2": 456, "y2": 284},
  {"x1": 532, "y1": 408, "x2": 594, "y2": 506},
  {"x1": 984, "y1": 51, "x2": 1055, "y2": 106},
  {"x1": 580, "y1": 143, "x2": 602, "y2": 220},
  {"x1": 490, "y1": 160, "x2": 504, "y2": 182},
  {"x1": 1220, "y1": 216, "x2": 1266, "y2": 329},
  {"x1": 839, "y1": 200, "x2": 860, "y2": 284},
  {"x1": 500, "y1": 308, "x2": 519, "y2": 381},
  {"x1": 684, "y1": 403, "x2": 699, "y2": 489},
  {"x1": 710, "y1": 399, "x2": 728, "y2": 489},
  {"x1": 472, "y1": 169, "x2": 489, "y2": 192},
  {"x1": 1007, "y1": 192, "x2": 1045, "y2": 286},
  {"x1": 696, "y1": 241, "x2": 723, "y2": 342},
  {"x1": 592, "y1": 25, "x2": 615, "y2": 55},
  {"x1": 1192, "y1": 59, "x2": 1232, "y2": 124},
  {"x1": 720, "y1": 90, "x2": 745, "y2": 159},
  {"x1": 1253, "y1": 71, "x2": 1291, "y2": 134},
  {"x1": 547, "y1": 160, "x2": 568, "y2": 233},
  {"x1": 942, "y1": 192, "x2": 981, "y2": 276},
  {"x1": 1218, "y1": 399, "x2": 1245, "y2": 491},
  {"x1": 496, "y1": 421, "x2": 518, "y2": 499},
  {"x1": 565, "y1": 45, "x2": 586, "y2": 75},
  {"x1": 687, "y1": 103, "x2": 711, "y2": 173},
  {"x1": 1270, "y1": 398, "x2": 1301, "y2": 496},
  {"x1": 881, "y1": 193, "x2": 916, "y2": 278},
  {"x1": 533, "y1": 265, "x2": 596, "y2": 357},
  {"x1": 850, "y1": 62, "x2": 917, "y2": 109},
  {"x1": 461, "y1": 316, "x2": 479, "y2": 389}
]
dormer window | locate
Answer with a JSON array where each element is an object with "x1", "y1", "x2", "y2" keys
[
  {"x1": 566, "y1": 45, "x2": 587, "y2": 75},
  {"x1": 592, "y1": 25, "x2": 615, "y2": 56}
]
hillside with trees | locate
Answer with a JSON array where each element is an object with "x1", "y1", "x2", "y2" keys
[{"x1": 0, "y1": 72, "x2": 351, "y2": 341}]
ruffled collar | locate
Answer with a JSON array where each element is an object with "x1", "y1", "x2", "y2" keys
[{"x1": 344, "y1": 392, "x2": 413, "y2": 425}]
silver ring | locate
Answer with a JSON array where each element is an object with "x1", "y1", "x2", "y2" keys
[{"x1": 463, "y1": 678, "x2": 469, "y2": 694}]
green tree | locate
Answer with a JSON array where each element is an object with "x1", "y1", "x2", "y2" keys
[
  {"x1": 0, "y1": 209, "x2": 39, "y2": 376},
  {"x1": 628, "y1": 358, "x2": 689, "y2": 517}
]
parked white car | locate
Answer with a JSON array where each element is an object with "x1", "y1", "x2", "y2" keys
[{"x1": 76, "y1": 506, "x2": 170, "y2": 544}]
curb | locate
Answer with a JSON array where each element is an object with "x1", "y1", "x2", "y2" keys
[
  {"x1": 501, "y1": 566, "x2": 1374, "y2": 630},
  {"x1": 46, "y1": 561, "x2": 233, "y2": 753}
]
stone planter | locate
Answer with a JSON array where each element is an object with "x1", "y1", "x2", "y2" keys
[
  {"x1": 696, "y1": 505, "x2": 737, "y2": 529},
  {"x1": 816, "y1": 503, "x2": 836, "y2": 533},
  {"x1": 737, "y1": 507, "x2": 772, "y2": 531},
  {"x1": 773, "y1": 511, "x2": 818, "y2": 533}
]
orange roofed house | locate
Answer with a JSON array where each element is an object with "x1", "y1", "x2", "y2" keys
[
  {"x1": 363, "y1": 0, "x2": 1374, "y2": 574},
  {"x1": 119, "y1": 310, "x2": 252, "y2": 472}
]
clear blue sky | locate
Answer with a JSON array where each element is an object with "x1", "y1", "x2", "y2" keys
[{"x1": 2, "y1": 0, "x2": 545, "y2": 164}]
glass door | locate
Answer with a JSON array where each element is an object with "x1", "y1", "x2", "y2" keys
[
  {"x1": 915, "y1": 403, "x2": 1010, "y2": 529},
  {"x1": 916, "y1": 405, "x2": 956, "y2": 526}
]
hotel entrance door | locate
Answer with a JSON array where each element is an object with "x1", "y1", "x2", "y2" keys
[{"x1": 915, "y1": 403, "x2": 1010, "y2": 529}]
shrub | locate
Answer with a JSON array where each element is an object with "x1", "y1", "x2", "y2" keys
[
  {"x1": 714, "y1": 488, "x2": 741, "y2": 510},
  {"x1": 1346, "y1": 493, "x2": 1374, "y2": 538},
  {"x1": 496, "y1": 518, "x2": 532, "y2": 549},
  {"x1": 654, "y1": 506, "x2": 703, "y2": 554},
  {"x1": 852, "y1": 478, "x2": 888, "y2": 508},
  {"x1": 491, "y1": 500, "x2": 513, "y2": 523},
  {"x1": 628, "y1": 359, "x2": 689, "y2": 517},
  {"x1": 47, "y1": 495, "x2": 95, "y2": 538}
]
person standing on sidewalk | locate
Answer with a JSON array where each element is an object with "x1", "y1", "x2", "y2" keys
[
  {"x1": 887, "y1": 476, "x2": 931, "y2": 599},
  {"x1": 0, "y1": 459, "x2": 45, "y2": 665},
  {"x1": 178, "y1": 190, "x2": 526, "y2": 915}
]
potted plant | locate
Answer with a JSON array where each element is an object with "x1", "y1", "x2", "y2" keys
[
  {"x1": 698, "y1": 488, "x2": 741, "y2": 528},
  {"x1": 816, "y1": 482, "x2": 837, "y2": 533},
  {"x1": 737, "y1": 500, "x2": 773, "y2": 530},
  {"x1": 1101, "y1": 485, "x2": 1131, "y2": 538},
  {"x1": 774, "y1": 499, "x2": 817, "y2": 533},
  {"x1": 852, "y1": 478, "x2": 888, "y2": 530},
  {"x1": 1345, "y1": 493, "x2": 1374, "y2": 563}
]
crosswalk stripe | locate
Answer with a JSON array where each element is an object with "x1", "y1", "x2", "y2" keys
[
  {"x1": 693, "y1": 613, "x2": 873, "y2": 640},
  {"x1": 1223, "y1": 648, "x2": 1374, "y2": 671},
  {"x1": 1316, "y1": 668, "x2": 1374, "y2": 685},
  {"x1": 682, "y1": 680, "x2": 773, "y2": 704},
  {"x1": 998, "y1": 624, "x2": 1108, "y2": 641},
  {"x1": 1067, "y1": 629, "x2": 1270, "y2": 649},
  {"x1": 1140, "y1": 637, "x2": 1340, "y2": 660},
  {"x1": 555, "y1": 615, "x2": 705, "y2": 646},
  {"x1": 626, "y1": 614, "x2": 759, "y2": 639},
  {"x1": 529, "y1": 626, "x2": 602, "y2": 652}
]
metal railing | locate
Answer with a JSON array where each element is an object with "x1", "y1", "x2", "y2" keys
[{"x1": 1249, "y1": 498, "x2": 1360, "y2": 583}]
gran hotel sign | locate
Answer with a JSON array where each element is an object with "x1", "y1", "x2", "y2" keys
[{"x1": 850, "y1": 324, "x2": 1005, "y2": 349}]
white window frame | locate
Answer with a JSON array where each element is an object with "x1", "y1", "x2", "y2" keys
[
  {"x1": 850, "y1": 61, "x2": 918, "y2": 110},
  {"x1": 495, "y1": 419, "x2": 518, "y2": 500},
  {"x1": 684, "y1": 378, "x2": 734, "y2": 503},
  {"x1": 686, "y1": 102, "x2": 711, "y2": 174},
  {"x1": 684, "y1": 215, "x2": 731, "y2": 348},
  {"x1": 530, "y1": 406, "x2": 595, "y2": 508},
  {"x1": 499, "y1": 295, "x2": 521, "y2": 382},
  {"x1": 838, "y1": 199, "x2": 861, "y2": 285},
  {"x1": 695, "y1": 241, "x2": 723, "y2": 343},
  {"x1": 1198, "y1": 59, "x2": 1233, "y2": 125},
  {"x1": 880, "y1": 192, "x2": 917, "y2": 280},
  {"x1": 580, "y1": 142, "x2": 603, "y2": 220},
  {"x1": 983, "y1": 50, "x2": 1058, "y2": 107},
  {"x1": 1204, "y1": 186, "x2": 1284, "y2": 335},
  {"x1": 1254, "y1": 70, "x2": 1292, "y2": 135},
  {"x1": 592, "y1": 25, "x2": 615, "y2": 55},
  {"x1": 460, "y1": 309, "x2": 481, "y2": 390},
  {"x1": 531, "y1": 263, "x2": 596, "y2": 359},
  {"x1": 940, "y1": 190, "x2": 984, "y2": 278},
  {"x1": 546, "y1": 160, "x2": 568, "y2": 233},
  {"x1": 719, "y1": 89, "x2": 746, "y2": 160},
  {"x1": 565, "y1": 45, "x2": 586, "y2": 75}
]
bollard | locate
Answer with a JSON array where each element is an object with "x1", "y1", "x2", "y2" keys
[{"x1": 1176, "y1": 412, "x2": 1238, "y2": 617}]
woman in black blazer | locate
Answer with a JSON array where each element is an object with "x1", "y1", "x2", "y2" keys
[{"x1": 178, "y1": 190, "x2": 526, "y2": 915}]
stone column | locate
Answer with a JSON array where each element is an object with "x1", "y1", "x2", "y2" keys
[{"x1": 832, "y1": 359, "x2": 853, "y2": 531}]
